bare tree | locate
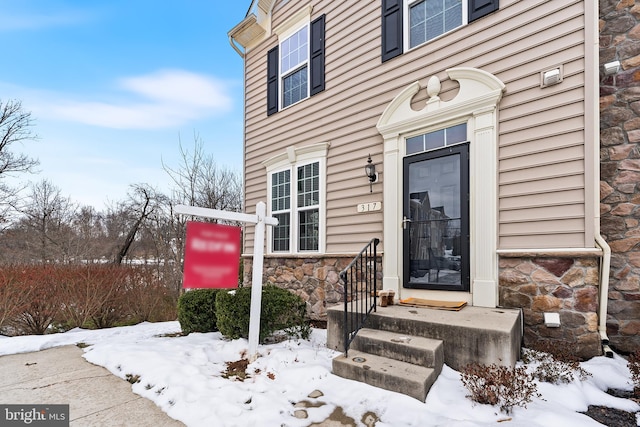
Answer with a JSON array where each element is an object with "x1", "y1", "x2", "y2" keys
[
  {"x1": 19, "y1": 179, "x2": 76, "y2": 263},
  {"x1": 67, "y1": 205, "x2": 107, "y2": 262},
  {"x1": 0, "y1": 99, "x2": 39, "y2": 227},
  {"x1": 163, "y1": 135, "x2": 242, "y2": 213},
  {"x1": 150, "y1": 136, "x2": 243, "y2": 293},
  {"x1": 112, "y1": 184, "x2": 163, "y2": 264}
]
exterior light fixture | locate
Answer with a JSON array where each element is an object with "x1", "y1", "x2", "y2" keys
[{"x1": 365, "y1": 154, "x2": 377, "y2": 192}]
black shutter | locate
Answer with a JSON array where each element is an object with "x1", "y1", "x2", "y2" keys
[
  {"x1": 310, "y1": 14, "x2": 326, "y2": 96},
  {"x1": 468, "y1": 0, "x2": 498, "y2": 23},
  {"x1": 267, "y1": 46, "x2": 279, "y2": 116},
  {"x1": 381, "y1": 0, "x2": 403, "y2": 62}
]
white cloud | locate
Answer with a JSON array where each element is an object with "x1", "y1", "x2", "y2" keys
[
  {"x1": 49, "y1": 70, "x2": 235, "y2": 129},
  {"x1": 120, "y1": 70, "x2": 230, "y2": 108}
]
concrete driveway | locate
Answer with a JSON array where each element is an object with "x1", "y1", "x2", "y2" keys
[{"x1": 0, "y1": 345, "x2": 184, "y2": 426}]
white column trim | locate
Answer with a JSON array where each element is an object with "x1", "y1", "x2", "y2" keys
[
  {"x1": 383, "y1": 136, "x2": 401, "y2": 295},
  {"x1": 470, "y1": 109, "x2": 498, "y2": 307}
]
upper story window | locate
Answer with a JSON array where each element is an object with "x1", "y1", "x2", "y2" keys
[
  {"x1": 381, "y1": 0, "x2": 498, "y2": 62},
  {"x1": 281, "y1": 26, "x2": 309, "y2": 108},
  {"x1": 407, "y1": 0, "x2": 464, "y2": 48},
  {"x1": 267, "y1": 11, "x2": 326, "y2": 116}
]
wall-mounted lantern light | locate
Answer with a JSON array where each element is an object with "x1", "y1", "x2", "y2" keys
[{"x1": 365, "y1": 154, "x2": 377, "y2": 192}]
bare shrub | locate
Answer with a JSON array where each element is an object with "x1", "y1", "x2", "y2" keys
[
  {"x1": 9, "y1": 265, "x2": 61, "y2": 335},
  {"x1": 121, "y1": 266, "x2": 177, "y2": 323},
  {"x1": 0, "y1": 265, "x2": 34, "y2": 333},
  {"x1": 71, "y1": 265, "x2": 176, "y2": 328},
  {"x1": 460, "y1": 363, "x2": 540, "y2": 414},
  {"x1": 56, "y1": 265, "x2": 93, "y2": 329},
  {"x1": 522, "y1": 342, "x2": 591, "y2": 384},
  {"x1": 1, "y1": 264, "x2": 177, "y2": 334},
  {"x1": 47, "y1": 264, "x2": 129, "y2": 330},
  {"x1": 88, "y1": 266, "x2": 129, "y2": 329}
]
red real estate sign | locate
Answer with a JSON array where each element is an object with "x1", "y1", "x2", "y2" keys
[{"x1": 183, "y1": 221, "x2": 241, "y2": 289}]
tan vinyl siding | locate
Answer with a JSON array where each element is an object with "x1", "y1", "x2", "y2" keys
[
  {"x1": 500, "y1": 189, "x2": 584, "y2": 210},
  {"x1": 492, "y1": 1, "x2": 589, "y2": 249},
  {"x1": 500, "y1": 175, "x2": 585, "y2": 198},
  {"x1": 241, "y1": 0, "x2": 591, "y2": 253},
  {"x1": 500, "y1": 220, "x2": 586, "y2": 248}
]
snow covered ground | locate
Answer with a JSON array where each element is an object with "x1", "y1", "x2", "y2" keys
[{"x1": 0, "y1": 321, "x2": 638, "y2": 426}]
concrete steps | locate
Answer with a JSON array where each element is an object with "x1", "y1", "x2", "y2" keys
[
  {"x1": 351, "y1": 328, "x2": 443, "y2": 371},
  {"x1": 331, "y1": 328, "x2": 443, "y2": 401},
  {"x1": 327, "y1": 304, "x2": 522, "y2": 401},
  {"x1": 332, "y1": 350, "x2": 438, "y2": 401}
]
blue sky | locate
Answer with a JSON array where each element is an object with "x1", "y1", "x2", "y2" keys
[{"x1": 1, "y1": 0, "x2": 249, "y2": 210}]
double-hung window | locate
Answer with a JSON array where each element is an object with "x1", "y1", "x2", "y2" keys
[
  {"x1": 281, "y1": 26, "x2": 309, "y2": 108},
  {"x1": 296, "y1": 162, "x2": 320, "y2": 251},
  {"x1": 264, "y1": 143, "x2": 328, "y2": 254},
  {"x1": 271, "y1": 170, "x2": 291, "y2": 251},
  {"x1": 270, "y1": 162, "x2": 321, "y2": 252},
  {"x1": 381, "y1": 0, "x2": 498, "y2": 62},
  {"x1": 267, "y1": 12, "x2": 325, "y2": 116},
  {"x1": 407, "y1": 0, "x2": 464, "y2": 48}
]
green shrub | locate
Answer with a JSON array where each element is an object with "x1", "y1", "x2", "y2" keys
[
  {"x1": 177, "y1": 289, "x2": 222, "y2": 334},
  {"x1": 215, "y1": 285, "x2": 309, "y2": 342}
]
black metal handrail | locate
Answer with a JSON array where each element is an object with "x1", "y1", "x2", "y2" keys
[{"x1": 340, "y1": 237, "x2": 380, "y2": 357}]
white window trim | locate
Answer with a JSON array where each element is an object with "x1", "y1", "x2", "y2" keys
[
  {"x1": 403, "y1": 0, "x2": 468, "y2": 52},
  {"x1": 263, "y1": 142, "x2": 329, "y2": 254},
  {"x1": 376, "y1": 67, "x2": 505, "y2": 308},
  {"x1": 269, "y1": 168, "x2": 292, "y2": 252},
  {"x1": 275, "y1": 6, "x2": 312, "y2": 111},
  {"x1": 293, "y1": 160, "x2": 321, "y2": 252},
  {"x1": 274, "y1": 5, "x2": 312, "y2": 37},
  {"x1": 279, "y1": 25, "x2": 310, "y2": 110}
]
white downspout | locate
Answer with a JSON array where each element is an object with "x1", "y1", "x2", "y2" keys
[
  {"x1": 595, "y1": 228, "x2": 613, "y2": 357},
  {"x1": 229, "y1": 35, "x2": 245, "y2": 58},
  {"x1": 588, "y1": 0, "x2": 613, "y2": 358},
  {"x1": 585, "y1": 0, "x2": 613, "y2": 358}
]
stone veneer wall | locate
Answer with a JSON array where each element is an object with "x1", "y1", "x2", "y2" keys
[
  {"x1": 499, "y1": 256, "x2": 602, "y2": 359},
  {"x1": 600, "y1": 0, "x2": 640, "y2": 354},
  {"x1": 243, "y1": 255, "x2": 382, "y2": 320}
]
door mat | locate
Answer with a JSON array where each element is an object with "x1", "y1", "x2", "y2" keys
[{"x1": 398, "y1": 298, "x2": 467, "y2": 311}]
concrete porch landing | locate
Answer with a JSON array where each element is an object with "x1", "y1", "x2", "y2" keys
[{"x1": 327, "y1": 303, "x2": 522, "y2": 372}]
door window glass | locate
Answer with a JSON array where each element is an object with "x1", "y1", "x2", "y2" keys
[
  {"x1": 406, "y1": 123, "x2": 467, "y2": 155},
  {"x1": 403, "y1": 143, "x2": 469, "y2": 290}
]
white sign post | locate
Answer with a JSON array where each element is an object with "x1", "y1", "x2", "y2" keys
[{"x1": 175, "y1": 202, "x2": 277, "y2": 361}]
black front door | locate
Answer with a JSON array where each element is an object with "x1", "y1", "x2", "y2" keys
[{"x1": 403, "y1": 143, "x2": 470, "y2": 291}]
